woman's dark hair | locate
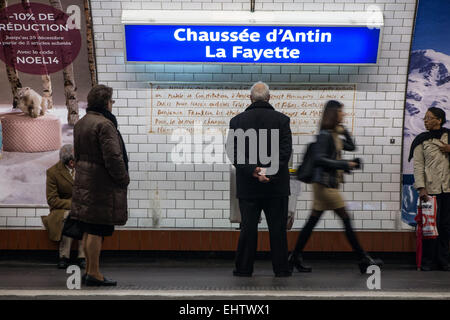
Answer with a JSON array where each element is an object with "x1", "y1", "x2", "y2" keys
[
  {"x1": 427, "y1": 107, "x2": 446, "y2": 127},
  {"x1": 87, "y1": 84, "x2": 113, "y2": 109},
  {"x1": 320, "y1": 100, "x2": 343, "y2": 130}
]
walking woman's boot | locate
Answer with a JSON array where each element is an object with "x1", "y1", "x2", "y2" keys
[
  {"x1": 358, "y1": 254, "x2": 383, "y2": 274},
  {"x1": 288, "y1": 252, "x2": 312, "y2": 273}
]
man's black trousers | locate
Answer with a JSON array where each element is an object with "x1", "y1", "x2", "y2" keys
[{"x1": 235, "y1": 196, "x2": 290, "y2": 275}]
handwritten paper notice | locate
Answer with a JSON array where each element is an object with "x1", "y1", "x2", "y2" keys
[{"x1": 149, "y1": 84, "x2": 356, "y2": 135}]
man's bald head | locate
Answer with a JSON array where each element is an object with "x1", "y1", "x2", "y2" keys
[{"x1": 250, "y1": 81, "x2": 270, "y2": 103}]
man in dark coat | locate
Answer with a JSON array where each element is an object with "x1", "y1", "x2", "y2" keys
[{"x1": 227, "y1": 81, "x2": 292, "y2": 277}]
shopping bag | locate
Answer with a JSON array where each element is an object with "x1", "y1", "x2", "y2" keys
[
  {"x1": 229, "y1": 166, "x2": 241, "y2": 224},
  {"x1": 417, "y1": 196, "x2": 439, "y2": 239},
  {"x1": 287, "y1": 179, "x2": 302, "y2": 230}
]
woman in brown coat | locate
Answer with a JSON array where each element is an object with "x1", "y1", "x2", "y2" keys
[{"x1": 71, "y1": 84, "x2": 129, "y2": 286}]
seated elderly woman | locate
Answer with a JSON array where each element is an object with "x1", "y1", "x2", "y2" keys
[{"x1": 41, "y1": 144, "x2": 86, "y2": 269}]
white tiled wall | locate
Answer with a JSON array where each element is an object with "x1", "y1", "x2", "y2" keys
[{"x1": 0, "y1": 0, "x2": 417, "y2": 231}]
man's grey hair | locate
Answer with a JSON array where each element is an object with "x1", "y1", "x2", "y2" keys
[
  {"x1": 250, "y1": 81, "x2": 270, "y2": 102},
  {"x1": 59, "y1": 144, "x2": 74, "y2": 164}
]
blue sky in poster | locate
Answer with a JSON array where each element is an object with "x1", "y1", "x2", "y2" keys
[{"x1": 412, "y1": 0, "x2": 450, "y2": 55}]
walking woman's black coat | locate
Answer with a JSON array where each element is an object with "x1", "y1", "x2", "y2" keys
[{"x1": 312, "y1": 128, "x2": 355, "y2": 188}]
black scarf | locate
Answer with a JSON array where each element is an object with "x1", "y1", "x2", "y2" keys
[
  {"x1": 86, "y1": 106, "x2": 129, "y2": 171},
  {"x1": 408, "y1": 127, "x2": 450, "y2": 162}
]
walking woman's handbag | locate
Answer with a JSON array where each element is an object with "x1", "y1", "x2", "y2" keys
[
  {"x1": 62, "y1": 213, "x2": 83, "y2": 240},
  {"x1": 296, "y1": 142, "x2": 316, "y2": 183}
]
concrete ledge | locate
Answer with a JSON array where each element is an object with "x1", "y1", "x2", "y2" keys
[{"x1": 0, "y1": 290, "x2": 448, "y2": 300}]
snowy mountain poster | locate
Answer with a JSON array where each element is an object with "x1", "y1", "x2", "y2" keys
[
  {"x1": 402, "y1": 0, "x2": 450, "y2": 226},
  {"x1": 0, "y1": 0, "x2": 96, "y2": 206}
]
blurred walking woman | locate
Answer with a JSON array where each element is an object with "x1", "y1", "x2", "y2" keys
[
  {"x1": 409, "y1": 107, "x2": 450, "y2": 271},
  {"x1": 289, "y1": 100, "x2": 382, "y2": 273},
  {"x1": 71, "y1": 85, "x2": 129, "y2": 286}
]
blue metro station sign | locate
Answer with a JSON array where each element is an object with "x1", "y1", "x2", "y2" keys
[
  {"x1": 122, "y1": 10, "x2": 383, "y2": 65},
  {"x1": 123, "y1": 24, "x2": 381, "y2": 65}
]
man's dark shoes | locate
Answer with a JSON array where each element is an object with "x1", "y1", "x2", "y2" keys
[
  {"x1": 438, "y1": 265, "x2": 450, "y2": 271},
  {"x1": 82, "y1": 273, "x2": 87, "y2": 285},
  {"x1": 358, "y1": 254, "x2": 383, "y2": 274},
  {"x1": 85, "y1": 275, "x2": 117, "y2": 287},
  {"x1": 275, "y1": 271, "x2": 292, "y2": 277},
  {"x1": 77, "y1": 258, "x2": 86, "y2": 269},
  {"x1": 57, "y1": 257, "x2": 70, "y2": 269},
  {"x1": 420, "y1": 265, "x2": 433, "y2": 271},
  {"x1": 233, "y1": 270, "x2": 252, "y2": 277},
  {"x1": 288, "y1": 253, "x2": 312, "y2": 273}
]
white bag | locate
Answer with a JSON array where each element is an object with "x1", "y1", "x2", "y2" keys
[
  {"x1": 418, "y1": 196, "x2": 439, "y2": 239},
  {"x1": 287, "y1": 179, "x2": 302, "y2": 230},
  {"x1": 229, "y1": 166, "x2": 241, "y2": 223}
]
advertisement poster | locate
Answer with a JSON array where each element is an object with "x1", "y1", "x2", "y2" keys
[
  {"x1": 402, "y1": 0, "x2": 450, "y2": 225},
  {"x1": 0, "y1": 0, "x2": 96, "y2": 205}
]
